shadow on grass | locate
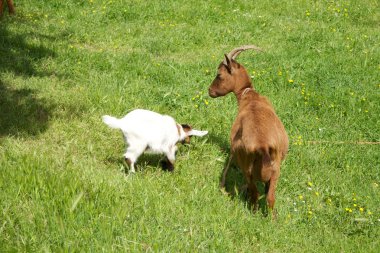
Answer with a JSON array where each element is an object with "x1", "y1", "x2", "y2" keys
[
  {"x1": 0, "y1": 14, "x2": 62, "y2": 137},
  {"x1": 0, "y1": 80, "x2": 54, "y2": 137},
  {"x1": 105, "y1": 154, "x2": 170, "y2": 174},
  {"x1": 0, "y1": 15, "x2": 57, "y2": 77},
  {"x1": 208, "y1": 132, "x2": 270, "y2": 216}
]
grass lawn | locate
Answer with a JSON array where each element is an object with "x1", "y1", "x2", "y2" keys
[{"x1": 1, "y1": 0, "x2": 379, "y2": 251}]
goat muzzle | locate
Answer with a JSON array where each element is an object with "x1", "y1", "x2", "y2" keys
[{"x1": 208, "y1": 88, "x2": 218, "y2": 98}]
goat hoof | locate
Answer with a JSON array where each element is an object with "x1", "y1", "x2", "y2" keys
[
  {"x1": 125, "y1": 169, "x2": 135, "y2": 175},
  {"x1": 269, "y1": 209, "x2": 278, "y2": 220}
]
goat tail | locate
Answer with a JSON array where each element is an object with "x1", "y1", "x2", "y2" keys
[{"x1": 102, "y1": 115, "x2": 122, "y2": 129}]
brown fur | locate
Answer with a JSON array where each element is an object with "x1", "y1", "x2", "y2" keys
[
  {"x1": 180, "y1": 124, "x2": 192, "y2": 144},
  {"x1": 209, "y1": 51, "x2": 288, "y2": 217}
]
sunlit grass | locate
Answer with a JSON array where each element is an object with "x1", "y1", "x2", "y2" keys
[{"x1": 0, "y1": 0, "x2": 379, "y2": 251}]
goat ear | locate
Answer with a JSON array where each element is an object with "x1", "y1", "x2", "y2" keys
[
  {"x1": 181, "y1": 124, "x2": 191, "y2": 130},
  {"x1": 223, "y1": 54, "x2": 232, "y2": 74},
  {"x1": 188, "y1": 129, "x2": 208, "y2": 137}
]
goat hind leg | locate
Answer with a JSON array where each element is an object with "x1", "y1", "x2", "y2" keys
[
  {"x1": 266, "y1": 169, "x2": 280, "y2": 219},
  {"x1": 0, "y1": 0, "x2": 4, "y2": 16},
  {"x1": 124, "y1": 145, "x2": 145, "y2": 173}
]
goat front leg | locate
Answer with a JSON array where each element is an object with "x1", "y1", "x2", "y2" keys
[
  {"x1": 220, "y1": 155, "x2": 232, "y2": 188},
  {"x1": 124, "y1": 158, "x2": 135, "y2": 173},
  {"x1": 162, "y1": 146, "x2": 176, "y2": 172},
  {"x1": 246, "y1": 179, "x2": 259, "y2": 212}
]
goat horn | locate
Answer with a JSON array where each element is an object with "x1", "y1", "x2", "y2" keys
[{"x1": 226, "y1": 45, "x2": 262, "y2": 61}]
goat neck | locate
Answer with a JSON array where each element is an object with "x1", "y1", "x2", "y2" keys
[{"x1": 235, "y1": 86, "x2": 260, "y2": 108}]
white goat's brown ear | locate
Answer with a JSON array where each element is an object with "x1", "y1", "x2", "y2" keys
[
  {"x1": 188, "y1": 129, "x2": 208, "y2": 137},
  {"x1": 181, "y1": 124, "x2": 192, "y2": 132}
]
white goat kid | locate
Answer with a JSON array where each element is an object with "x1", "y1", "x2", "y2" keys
[{"x1": 102, "y1": 109, "x2": 208, "y2": 173}]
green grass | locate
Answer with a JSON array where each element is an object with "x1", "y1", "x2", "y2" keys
[{"x1": 1, "y1": 0, "x2": 379, "y2": 251}]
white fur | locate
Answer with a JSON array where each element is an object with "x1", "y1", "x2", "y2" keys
[{"x1": 102, "y1": 109, "x2": 207, "y2": 173}]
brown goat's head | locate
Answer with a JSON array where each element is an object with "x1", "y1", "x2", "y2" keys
[{"x1": 208, "y1": 45, "x2": 262, "y2": 98}]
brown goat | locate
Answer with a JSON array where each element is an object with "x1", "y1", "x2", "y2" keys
[
  {"x1": 0, "y1": 0, "x2": 15, "y2": 16},
  {"x1": 208, "y1": 45, "x2": 288, "y2": 217}
]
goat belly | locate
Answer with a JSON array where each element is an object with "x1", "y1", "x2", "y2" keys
[
  {"x1": 144, "y1": 144, "x2": 169, "y2": 154},
  {"x1": 145, "y1": 136, "x2": 177, "y2": 155}
]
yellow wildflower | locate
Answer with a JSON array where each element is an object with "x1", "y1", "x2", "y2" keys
[{"x1": 345, "y1": 208, "x2": 353, "y2": 213}]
